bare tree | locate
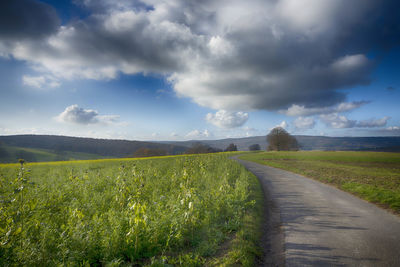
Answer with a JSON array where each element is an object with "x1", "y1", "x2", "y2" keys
[{"x1": 267, "y1": 127, "x2": 299, "y2": 151}]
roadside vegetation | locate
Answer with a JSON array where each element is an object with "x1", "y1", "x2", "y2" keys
[
  {"x1": 240, "y1": 151, "x2": 400, "y2": 213},
  {"x1": 0, "y1": 153, "x2": 262, "y2": 266}
]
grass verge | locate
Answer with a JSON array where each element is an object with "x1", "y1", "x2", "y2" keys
[
  {"x1": 209, "y1": 169, "x2": 264, "y2": 266},
  {"x1": 239, "y1": 151, "x2": 400, "y2": 214}
]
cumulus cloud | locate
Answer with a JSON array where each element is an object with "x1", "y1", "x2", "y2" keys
[
  {"x1": 273, "y1": 121, "x2": 289, "y2": 130},
  {"x1": 281, "y1": 101, "x2": 369, "y2": 116},
  {"x1": 206, "y1": 110, "x2": 248, "y2": 128},
  {"x1": 1, "y1": 0, "x2": 399, "y2": 111},
  {"x1": 185, "y1": 129, "x2": 212, "y2": 139},
  {"x1": 294, "y1": 117, "x2": 316, "y2": 130},
  {"x1": 320, "y1": 113, "x2": 356, "y2": 129},
  {"x1": 23, "y1": 75, "x2": 60, "y2": 89},
  {"x1": 56, "y1": 104, "x2": 120, "y2": 125}
]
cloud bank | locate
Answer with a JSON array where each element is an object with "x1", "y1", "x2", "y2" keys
[
  {"x1": 320, "y1": 114, "x2": 390, "y2": 129},
  {"x1": 185, "y1": 129, "x2": 212, "y2": 139},
  {"x1": 281, "y1": 101, "x2": 369, "y2": 117},
  {"x1": 1, "y1": 0, "x2": 399, "y2": 112}
]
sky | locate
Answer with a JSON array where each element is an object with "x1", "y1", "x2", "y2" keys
[{"x1": 0, "y1": 0, "x2": 399, "y2": 141}]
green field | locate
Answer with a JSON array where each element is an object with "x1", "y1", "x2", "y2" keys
[
  {"x1": 0, "y1": 154, "x2": 262, "y2": 266},
  {"x1": 0, "y1": 145, "x2": 112, "y2": 163},
  {"x1": 240, "y1": 151, "x2": 400, "y2": 213}
]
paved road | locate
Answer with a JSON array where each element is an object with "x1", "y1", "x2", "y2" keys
[{"x1": 236, "y1": 158, "x2": 400, "y2": 267}]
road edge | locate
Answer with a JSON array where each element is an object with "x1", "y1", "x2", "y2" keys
[{"x1": 233, "y1": 156, "x2": 286, "y2": 266}]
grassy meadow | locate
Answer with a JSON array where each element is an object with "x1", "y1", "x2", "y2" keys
[
  {"x1": 0, "y1": 145, "x2": 112, "y2": 163},
  {"x1": 0, "y1": 154, "x2": 263, "y2": 266},
  {"x1": 240, "y1": 151, "x2": 400, "y2": 213}
]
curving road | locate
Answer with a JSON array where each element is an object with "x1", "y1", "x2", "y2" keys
[{"x1": 236, "y1": 158, "x2": 400, "y2": 267}]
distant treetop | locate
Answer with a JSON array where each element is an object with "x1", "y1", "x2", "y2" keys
[{"x1": 267, "y1": 127, "x2": 299, "y2": 151}]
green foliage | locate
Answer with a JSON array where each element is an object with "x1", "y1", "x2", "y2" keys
[
  {"x1": 0, "y1": 154, "x2": 261, "y2": 266},
  {"x1": 224, "y1": 144, "x2": 237, "y2": 152},
  {"x1": 241, "y1": 151, "x2": 400, "y2": 213}
]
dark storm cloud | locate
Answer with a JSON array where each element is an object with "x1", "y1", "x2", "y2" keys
[
  {"x1": 173, "y1": 0, "x2": 400, "y2": 111},
  {"x1": 1, "y1": 0, "x2": 399, "y2": 112},
  {"x1": 0, "y1": 0, "x2": 60, "y2": 40}
]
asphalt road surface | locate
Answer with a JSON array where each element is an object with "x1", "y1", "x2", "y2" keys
[{"x1": 236, "y1": 158, "x2": 400, "y2": 267}]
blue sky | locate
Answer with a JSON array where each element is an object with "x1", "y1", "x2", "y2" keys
[{"x1": 0, "y1": 0, "x2": 399, "y2": 140}]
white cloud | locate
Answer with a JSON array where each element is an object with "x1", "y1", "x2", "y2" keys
[
  {"x1": 294, "y1": 117, "x2": 315, "y2": 130},
  {"x1": 386, "y1": 126, "x2": 400, "y2": 131},
  {"x1": 56, "y1": 104, "x2": 120, "y2": 125},
  {"x1": 22, "y1": 75, "x2": 60, "y2": 89},
  {"x1": 206, "y1": 110, "x2": 248, "y2": 128},
  {"x1": 320, "y1": 113, "x2": 356, "y2": 129},
  {"x1": 275, "y1": 121, "x2": 289, "y2": 129},
  {"x1": 281, "y1": 101, "x2": 369, "y2": 116},
  {"x1": 320, "y1": 114, "x2": 390, "y2": 129},
  {"x1": 357, "y1": 116, "x2": 390, "y2": 128},
  {"x1": 185, "y1": 129, "x2": 212, "y2": 139}
]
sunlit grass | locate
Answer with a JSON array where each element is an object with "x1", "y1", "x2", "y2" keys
[{"x1": 0, "y1": 153, "x2": 262, "y2": 266}]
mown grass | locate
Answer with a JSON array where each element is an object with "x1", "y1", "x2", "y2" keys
[
  {"x1": 240, "y1": 151, "x2": 400, "y2": 213},
  {"x1": 0, "y1": 153, "x2": 262, "y2": 266}
]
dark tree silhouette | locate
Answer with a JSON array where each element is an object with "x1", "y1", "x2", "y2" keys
[
  {"x1": 267, "y1": 127, "x2": 299, "y2": 151},
  {"x1": 249, "y1": 144, "x2": 261, "y2": 151},
  {"x1": 224, "y1": 143, "x2": 238, "y2": 152},
  {"x1": 185, "y1": 143, "x2": 222, "y2": 154}
]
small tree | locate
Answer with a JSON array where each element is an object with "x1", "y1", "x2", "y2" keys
[
  {"x1": 249, "y1": 144, "x2": 261, "y2": 151},
  {"x1": 224, "y1": 143, "x2": 238, "y2": 152},
  {"x1": 267, "y1": 127, "x2": 299, "y2": 151}
]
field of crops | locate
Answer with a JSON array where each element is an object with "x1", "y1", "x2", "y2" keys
[
  {"x1": 240, "y1": 151, "x2": 400, "y2": 213},
  {"x1": 0, "y1": 154, "x2": 262, "y2": 266}
]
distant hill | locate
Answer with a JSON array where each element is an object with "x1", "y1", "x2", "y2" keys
[
  {"x1": 0, "y1": 135, "x2": 188, "y2": 163},
  {"x1": 1, "y1": 134, "x2": 399, "y2": 163},
  {"x1": 161, "y1": 135, "x2": 400, "y2": 152},
  {"x1": 160, "y1": 136, "x2": 268, "y2": 151},
  {"x1": 294, "y1": 135, "x2": 400, "y2": 152}
]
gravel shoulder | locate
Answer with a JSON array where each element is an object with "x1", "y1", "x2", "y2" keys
[{"x1": 236, "y1": 157, "x2": 400, "y2": 267}]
